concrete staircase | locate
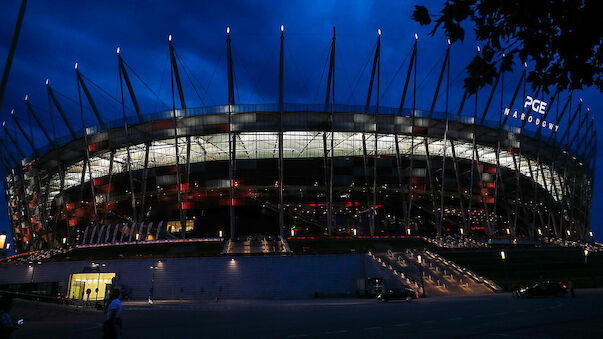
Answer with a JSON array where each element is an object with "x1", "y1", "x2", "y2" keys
[
  {"x1": 370, "y1": 249, "x2": 501, "y2": 297},
  {"x1": 366, "y1": 252, "x2": 420, "y2": 292}
]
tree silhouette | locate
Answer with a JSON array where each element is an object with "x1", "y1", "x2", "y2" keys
[{"x1": 412, "y1": 1, "x2": 602, "y2": 94}]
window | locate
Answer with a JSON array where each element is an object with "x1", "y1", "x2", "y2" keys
[{"x1": 166, "y1": 220, "x2": 194, "y2": 233}]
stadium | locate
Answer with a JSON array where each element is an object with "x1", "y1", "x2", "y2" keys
[{"x1": 1, "y1": 30, "x2": 596, "y2": 255}]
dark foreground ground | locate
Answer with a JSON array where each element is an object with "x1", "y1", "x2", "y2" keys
[{"x1": 8, "y1": 289, "x2": 603, "y2": 338}]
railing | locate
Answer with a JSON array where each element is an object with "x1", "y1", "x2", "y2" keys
[
  {"x1": 77, "y1": 237, "x2": 223, "y2": 249},
  {"x1": 0, "y1": 290, "x2": 102, "y2": 308},
  {"x1": 423, "y1": 250, "x2": 502, "y2": 292}
]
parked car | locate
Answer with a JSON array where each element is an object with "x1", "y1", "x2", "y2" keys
[
  {"x1": 377, "y1": 287, "x2": 418, "y2": 302},
  {"x1": 513, "y1": 281, "x2": 568, "y2": 298}
]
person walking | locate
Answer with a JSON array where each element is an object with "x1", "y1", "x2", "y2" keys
[
  {"x1": 0, "y1": 296, "x2": 22, "y2": 339},
  {"x1": 103, "y1": 289, "x2": 123, "y2": 339},
  {"x1": 568, "y1": 280, "x2": 575, "y2": 298}
]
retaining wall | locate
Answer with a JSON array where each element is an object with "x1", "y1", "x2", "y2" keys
[{"x1": 0, "y1": 254, "x2": 374, "y2": 300}]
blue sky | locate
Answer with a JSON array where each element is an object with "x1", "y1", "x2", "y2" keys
[{"x1": 0, "y1": 0, "x2": 600, "y2": 251}]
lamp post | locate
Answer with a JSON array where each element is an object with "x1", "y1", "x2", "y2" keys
[
  {"x1": 149, "y1": 264, "x2": 158, "y2": 304},
  {"x1": 584, "y1": 249, "x2": 589, "y2": 264},
  {"x1": 417, "y1": 254, "x2": 425, "y2": 297},
  {"x1": 500, "y1": 250, "x2": 509, "y2": 290},
  {"x1": 29, "y1": 263, "x2": 34, "y2": 283}
]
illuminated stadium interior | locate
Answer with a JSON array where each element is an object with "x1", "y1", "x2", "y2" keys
[{"x1": 1, "y1": 30, "x2": 595, "y2": 253}]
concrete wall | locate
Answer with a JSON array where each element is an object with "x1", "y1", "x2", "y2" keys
[{"x1": 0, "y1": 254, "x2": 370, "y2": 300}]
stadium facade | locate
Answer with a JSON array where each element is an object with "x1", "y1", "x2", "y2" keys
[{"x1": 1, "y1": 30, "x2": 596, "y2": 253}]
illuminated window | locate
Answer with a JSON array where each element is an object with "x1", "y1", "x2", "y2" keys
[{"x1": 167, "y1": 220, "x2": 194, "y2": 233}]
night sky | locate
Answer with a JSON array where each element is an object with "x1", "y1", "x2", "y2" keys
[{"x1": 0, "y1": 1, "x2": 600, "y2": 252}]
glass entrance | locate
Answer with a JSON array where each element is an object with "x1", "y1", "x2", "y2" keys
[{"x1": 68, "y1": 273, "x2": 116, "y2": 301}]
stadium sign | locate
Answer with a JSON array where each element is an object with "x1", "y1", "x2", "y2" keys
[{"x1": 503, "y1": 96, "x2": 559, "y2": 132}]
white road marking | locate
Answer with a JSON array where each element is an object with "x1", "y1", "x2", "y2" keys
[
  {"x1": 423, "y1": 320, "x2": 434, "y2": 323},
  {"x1": 449, "y1": 317, "x2": 463, "y2": 321},
  {"x1": 364, "y1": 326, "x2": 382, "y2": 330},
  {"x1": 394, "y1": 323, "x2": 409, "y2": 327},
  {"x1": 286, "y1": 335, "x2": 308, "y2": 338}
]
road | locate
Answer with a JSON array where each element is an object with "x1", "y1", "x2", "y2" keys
[{"x1": 8, "y1": 290, "x2": 603, "y2": 338}]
